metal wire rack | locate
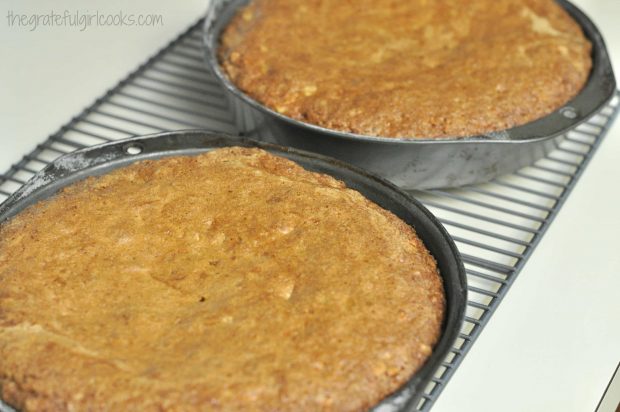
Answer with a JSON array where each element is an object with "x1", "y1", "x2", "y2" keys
[{"x1": 1, "y1": 19, "x2": 618, "y2": 412}]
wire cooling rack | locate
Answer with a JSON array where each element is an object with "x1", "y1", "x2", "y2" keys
[{"x1": 1, "y1": 19, "x2": 618, "y2": 412}]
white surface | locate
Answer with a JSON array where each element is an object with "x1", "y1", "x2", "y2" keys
[{"x1": 1, "y1": 0, "x2": 619, "y2": 411}]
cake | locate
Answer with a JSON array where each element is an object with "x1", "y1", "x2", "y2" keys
[
  {"x1": 0, "y1": 147, "x2": 445, "y2": 411},
  {"x1": 219, "y1": 0, "x2": 592, "y2": 138}
]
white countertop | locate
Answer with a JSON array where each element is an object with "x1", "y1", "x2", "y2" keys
[{"x1": 2, "y1": 0, "x2": 619, "y2": 411}]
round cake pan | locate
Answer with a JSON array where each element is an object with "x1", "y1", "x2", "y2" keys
[
  {"x1": 0, "y1": 130, "x2": 467, "y2": 411},
  {"x1": 202, "y1": 0, "x2": 616, "y2": 189}
]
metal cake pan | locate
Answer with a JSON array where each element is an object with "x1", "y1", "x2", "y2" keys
[
  {"x1": 202, "y1": 0, "x2": 616, "y2": 189},
  {"x1": 0, "y1": 130, "x2": 467, "y2": 411}
]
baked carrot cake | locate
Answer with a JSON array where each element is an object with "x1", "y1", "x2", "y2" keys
[
  {"x1": 219, "y1": 0, "x2": 592, "y2": 138},
  {"x1": 0, "y1": 148, "x2": 445, "y2": 411}
]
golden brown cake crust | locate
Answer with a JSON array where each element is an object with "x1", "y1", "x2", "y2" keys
[
  {"x1": 0, "y1": 148, "x2": 445, "y2": 411},
  {"x1": 219, "y1": 0, "x2": 592, "y2": 139}
]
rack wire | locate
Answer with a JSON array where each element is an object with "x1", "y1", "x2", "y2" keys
[{"x1": 0, "y1": 19, "x2": 618, "y2": 412}]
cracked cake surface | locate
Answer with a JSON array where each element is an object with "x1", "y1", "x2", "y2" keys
[
  {"x1": 0, "y1": 147, "x2": 444, "y2": 411},
  {"x1": 219, "y1": 0, "x2": 592, "y2": 138}
]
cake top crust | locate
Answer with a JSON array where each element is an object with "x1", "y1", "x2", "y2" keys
[
  {"x1": 0, "y1": 148, "x2": 444, "y2": 411},
  {"x1": 219, "y1": 0, "x2": 592, "y2": 138}
]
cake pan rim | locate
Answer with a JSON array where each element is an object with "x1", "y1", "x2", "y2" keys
[
  {"x1": 202, "y1": 0, "x2": 616, "y2": 145},
  {"x1": 0, "y1": 130, "x2": 468, "y2": 412}
]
